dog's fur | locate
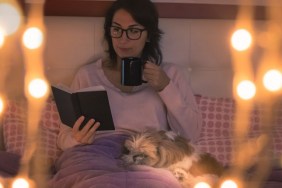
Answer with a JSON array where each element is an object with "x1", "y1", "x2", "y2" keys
[{"x1": 121, "y1": 130, "x2": 224, "y2": 187}]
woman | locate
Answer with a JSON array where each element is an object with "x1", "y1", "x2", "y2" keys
[{"x1": 57, "y1": 0, "x2": 202, "y2": 150}]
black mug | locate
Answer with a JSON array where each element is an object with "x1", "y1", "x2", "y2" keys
[{"x1": 121, "y1": 57, "x2": 146, "y2": 86}]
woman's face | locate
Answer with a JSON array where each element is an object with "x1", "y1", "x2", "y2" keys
[{"x1": 111, "y1": 9, "x2": 148, "y2": 60}]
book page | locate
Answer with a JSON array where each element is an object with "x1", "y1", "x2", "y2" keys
[
  {"x1": 52, "y1": 84, "x2": 72, "y2": 93},
  {"x1": 77, "y1": 85, "x2": 105, "y2": 92},
  {"x1": 52, "y1": 84, "x2": 105, "y2": 93}
]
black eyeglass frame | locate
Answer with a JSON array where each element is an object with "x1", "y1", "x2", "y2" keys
[{"x1": 110, "y1": 26, "x2": 147, "y2": 40}]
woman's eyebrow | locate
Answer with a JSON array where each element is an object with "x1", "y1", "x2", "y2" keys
[{"x1": 112, "y1": 22, "x2": 142, "y2": 28}]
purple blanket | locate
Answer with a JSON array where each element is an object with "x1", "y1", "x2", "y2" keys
[{"x1": 48, "y1": 134, "x2": 182, "y2": 188}]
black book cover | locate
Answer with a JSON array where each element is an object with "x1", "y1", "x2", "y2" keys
[{"x1": 51, "y1": 85, "x2": 115, "y2": 131}]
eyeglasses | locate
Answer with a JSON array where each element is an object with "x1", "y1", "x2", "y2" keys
[{"x1": 110, "y1": 26, "x2": 146, "y2": 40}]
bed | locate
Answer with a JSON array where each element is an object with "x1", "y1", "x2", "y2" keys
[{"x1": 1, "y1": 1, "x2": 282, "y2": 188}]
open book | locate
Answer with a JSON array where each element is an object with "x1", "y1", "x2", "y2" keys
[{"x1": 51, "y1": 85, "x2": 115, "y2": 131}]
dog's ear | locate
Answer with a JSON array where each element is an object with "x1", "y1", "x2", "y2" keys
[
  {"x1": 155, "y1": 145, "x2": 170, "y2": 167},
  {"x1": 174, "y1": 136, "x2": 195, "y2": 156}
]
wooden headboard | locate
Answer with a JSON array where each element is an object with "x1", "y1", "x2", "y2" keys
[{"x1": 18, "y1": 0, "x2": 268, "y2": 19}]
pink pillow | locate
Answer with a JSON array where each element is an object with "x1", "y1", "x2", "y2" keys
[
  {"x1": 195, "y1": 95, "x2": 282, "y2": 165},
  {"x1": 2, "y1": 98, "x2": 62, "y2": 164}
]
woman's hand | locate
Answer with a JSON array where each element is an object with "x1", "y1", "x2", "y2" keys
[
  {"x1": 72, "y1": 116, "x2": 100, "y2": 145},
  {"x1": 143, "y1": 61, "x2": 170, "y2": 91}
]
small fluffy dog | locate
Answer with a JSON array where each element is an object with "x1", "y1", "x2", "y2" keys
[{"x1": 121, "y1": 130, "x2": 224, "y2": 187}]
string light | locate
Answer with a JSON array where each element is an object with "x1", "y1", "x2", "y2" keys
[
  {"x1": 263, "y1": 69, "x2": 282, "y2": 92},
  {"x1": 0, "y1": 28, "x2": 4, "y2": 47},
  {"x1": 236, "y1": 80, "x2": 256, "y2": 100},
  {"x1": 0, "y1": 96, "x2": 4, "y2": 114},
  {"x1": 221, "y1": 180, "x2": 238, "y2": 188},
  {"x1": 0, "y1": 178, "x2": 3, "y2": 188},
  {"x1": 28, "y1": 78, "x2": 49, "y2": 98},
  {"x1": 194, "y1": 182, "x2": 211, "y2": 188},
  {"x1": 231, "y1": 29, "x2": 252, "y2": 51},
  {"x1": 0, "y1": 3, "x2": 21, "y2": 36},
  {"x1": 22, "y1": 27, "x2": 44, "y2": 49},
  {"x1": 12, "y1": 178, "x2": 30, "y2": 188}
]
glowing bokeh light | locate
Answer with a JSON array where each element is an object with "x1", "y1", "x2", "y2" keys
[
  {"x1": 0, "y1": 97, "x2": 4, "y2": 114},
  {"x1": 221, "y1": 180, "x2": 238, "y2": 188},
  {"x1": 0, "y1": 3, "x2": 21, "y2": 35},
  {"x1": 22, "y1": 27, "x2": 44, "y2": 49},
  {"x1": 12, "y1": 178, "x2": 29, "y2": 188},
  {"x1": 0, "y1": 179, "x2": 3, "y2": 188},
  {"x1": 194, "y1": 182, "x2": 211, "y2": 188},
  {"x1": 263, "y1": 69, "x2": 282, "y2": 92},
  {"x1": 28, "y1": 78, "x2": 48, "y2": 98},
  {"x1": 0, "y1": 29, "x2": 4, "y2": 47},
  {"x1": 236, "y1": 80, "x2": 256, "y2": 100},
  {"x1": 231, "y1": 29, "x2": 252, "y2": 51}
]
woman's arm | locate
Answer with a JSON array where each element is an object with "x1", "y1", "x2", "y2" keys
[
  {"x1": 57, "y1": 62, "x2": 102, "y2": 150},
  {"x1": 158, "y1": 64, "x2": 203, "y2": 142}
]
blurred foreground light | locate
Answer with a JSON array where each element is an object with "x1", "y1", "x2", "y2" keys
[
  {"x1": 28, "y1": 78, "x2": 48, "y2": 98},
  {"x1": 263, "y1": 69, "x2": 282, "y2": 92},
  {"x1": 0, "y1": 178, "x2": 3, "y2": 188},
  {"x1": 12, "y1": 178, "x2": 29, "y2": 188},
  {"x1": 194, "y1": 182, "x2": 211, "y2": 188},
  {"x1": 231, "y1": 29, "x2": 252, "y2": 51},
  {"x1": 0, "y1": 29, "x2": 4, "y2": 47},
  {"x1": 236, "y1": 80, "x2": 256, "y2": 100},
  {"x1": 0, "y1": 97, "x2": 4, "y2": 114},
  {"x1": 221, "y1": 180, "x2": 238, "y2": 188},
  {"x1": 22, "y1": 27, "x2": 44, "y2": 49},
  {"x1": 0, "y1": 3, "x2": 21, "y2": 35}
]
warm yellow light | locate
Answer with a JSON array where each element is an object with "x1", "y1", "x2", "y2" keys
[
  {"x1": 231, "y1": 29, "x2": 252, "y2": 51},
  {"x1": 236, "y1": 80, "x2": 256, "y2": 100},
  {"x1": 221, "y1": 180, "x2": 238, "y2": 188},
  {"x1": 263, "y1": 69, "x2": 282, "y2": 92},
  {"x1": 28, "y1": 78, "x2": 48, "y2": 98},
  {"x1": 12, "y1": 178, "x2": 30, "y2": 188},
  {"x1": 22, "y1": 27, "x2": 44, "y2": 49},
  {"x1": 0, "y1": 3, "x2": 21, "y2": 35},
  {"x1": 0, "y1": 28, "x2": 4, "y2": 47},
  {"x1": 0, "y1": 97, "x2": 4, "y2": 114},
  {"x1": 194, "y1": 182, "x2": 211, "y2": 188},
  {"x1": 0, "y1": 179, "x2": 3, "y2": 188}
]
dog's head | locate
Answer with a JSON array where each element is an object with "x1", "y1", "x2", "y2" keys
[{"x1": 121, "y1": 130, "x2": 195, "y2": 168}]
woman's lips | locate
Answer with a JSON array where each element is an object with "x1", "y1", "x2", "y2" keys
[
  {"x1": 119, "y1": 47, "x2": 130, "y2": 52},
  {"x1": 118, "y1": 47, "x2": 132, "y2": 55}
]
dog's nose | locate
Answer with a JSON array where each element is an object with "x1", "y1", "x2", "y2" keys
[
  {"x1": 133, "y1": 155, "x2": 139, "y2": 162},
  {"x1": 133, "y1": 154, "x2": 145, "y2": 162}
]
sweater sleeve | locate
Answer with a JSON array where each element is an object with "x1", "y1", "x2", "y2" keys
[{"x1": 158, "y1": 64, "x2": 202, "y2": 142}]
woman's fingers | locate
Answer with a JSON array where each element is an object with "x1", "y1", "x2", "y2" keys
[
  {"x1": 72, "y1": 116, "x2": 85, "y2": 132},
  {"x1": 144, "y1": 62, "x2": 170, "y2": 91},
  {"x1": 72, "y1": 116, "x2": 100, "y2": 144},
  {"x1": 82, "y1": 122, "x2": 100, "y2": 144}
]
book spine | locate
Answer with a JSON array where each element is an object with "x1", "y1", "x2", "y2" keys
[{"x1": 72, "y1": 93, "x2": 82, "y2": 118}]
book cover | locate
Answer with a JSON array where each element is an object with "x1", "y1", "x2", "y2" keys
[{"x1": 51, "y1": 85, "x2": 115, "y2": 131}]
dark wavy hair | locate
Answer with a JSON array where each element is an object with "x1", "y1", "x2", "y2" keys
[{"x1": 104, "y1": 0, "x2": 163, "y2": 65}]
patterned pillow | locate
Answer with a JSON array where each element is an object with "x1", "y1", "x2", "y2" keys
[
  {"x1": 2, "y1": 98, "x2": 62, "y2": 165},
  {"x1": 194, "y1": 95, "x2": 282, "y2": 166}
]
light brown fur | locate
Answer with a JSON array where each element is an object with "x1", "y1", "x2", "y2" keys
[{"x1": 121, "y1": 130, "x2": 224, "y2": 187}]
